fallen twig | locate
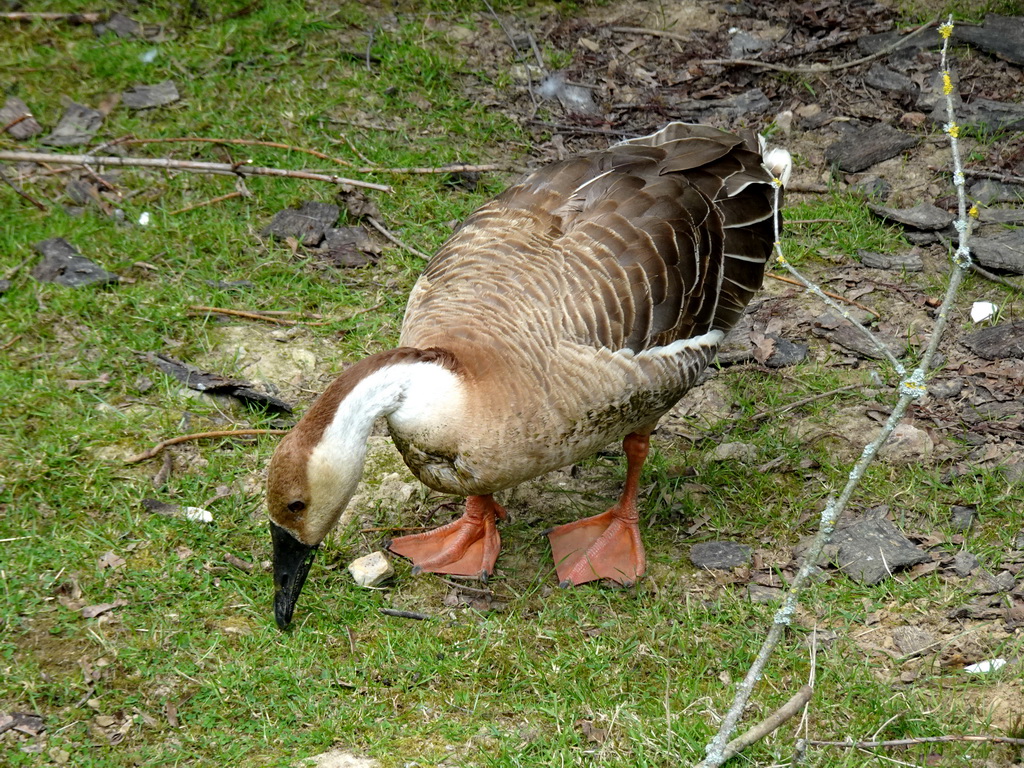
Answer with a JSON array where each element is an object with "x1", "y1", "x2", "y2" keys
[
  {"x1": 969, "y1": 262, "x2": 1024, "y2": 295},
  {"x1": 379, "y1": 608, "x2": 433, "y2": 620},
  {"x1": 962, "y1": 168, "x2": 1024, "y2": 185},
  {"x1": 366, "y1": 217, "x2": 431, "y2": 260},
  {"x1": 808, "y1": 735, "x2": 1024, "y2": 749},
  {"x1": 225, "y1": 554, "x2": 255, "y2": 573},
  {"x1": 120, "y1": 136, "x2": 356, "y2": 168},
  {"x1": 697, "y1": 22, "x2": 972, "y2": 767},
  {"x1": 169, "y1": 190, "x2": 243, "y2": 215},
  {"x1": 786, "y1": 218, "x2": 845, "y2": 225},
  {"x1": 190, "y1": 305, "x2": 308, "y2": 326},
  {"x1": 704, "y1": 17, "x2": 936, "y2": 74},
  {"x1": 0, "y1": 150, "x2": 393, "y2": 192},
  {"x1": 610, "y1": 25, "x2": 692, "y2": 45},
  {"x1": 0, "y1": 163, "x2": 47, "y2": 210},
  {"x1": 1, "y1": 11, "x2": 103, "y2": 22},
  {"x1": 766, "y1": 272, "x2": 880, "y2": 317},
  {"x1": 125, "y1": 429, "x2": 289, "y2": 464},
  {"x1": 717, "y1": 686, "x2": 814, "y2": 763},
  {"x1": 748, "y1": 384, "x2": 860, "y2": 424},
  {"x1": 1, "y1": 114, "x2": 31, "y2": 134}
]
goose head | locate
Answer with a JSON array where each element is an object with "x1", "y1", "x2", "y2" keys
[{"x1": 266, "y1": 348, "x2": 465, "y2": 629}]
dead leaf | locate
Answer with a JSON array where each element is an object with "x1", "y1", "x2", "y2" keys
[
  {"x1": 81, "y1": 600, "x2": 128, "y2": 618},
  {"x1": 750, "y1": 330, "x2": 777, "y2": 364},
  {"x1": 98, "y1": 551, "x2": 126, "y2": 570}
]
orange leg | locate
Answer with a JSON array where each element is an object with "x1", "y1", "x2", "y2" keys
[
  {"x1": 387, "y1": 495, "x2": 507, "y2": 581},
  {"x1": 547, "y1": 432, "x2": 650, "y2": 587}
]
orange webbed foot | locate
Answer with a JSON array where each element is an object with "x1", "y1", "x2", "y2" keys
[
  {"x1": 387, "y1": 495, "x2": 506, "y2": 580},
  {"x1": 546, "y1": 505, "x2": 646, "y2": 587}
]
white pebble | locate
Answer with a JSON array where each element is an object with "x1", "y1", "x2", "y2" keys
[{"x1": 348, "y1": 551, "x2": 394, "y2": 588}]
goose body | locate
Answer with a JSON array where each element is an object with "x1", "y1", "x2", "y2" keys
[{"x1": 268, "y1": 123, "x2": 791, "y2": 629}]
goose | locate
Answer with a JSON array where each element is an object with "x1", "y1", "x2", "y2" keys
[{"x1": 267, "y1": 122, "x2": 791, "y2": 629}]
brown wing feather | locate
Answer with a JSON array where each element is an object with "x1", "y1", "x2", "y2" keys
[{"x1": 405, "y1": 123, "x2": 779, "y2": 356}]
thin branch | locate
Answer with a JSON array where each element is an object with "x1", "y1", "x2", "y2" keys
[
  {"x1": 379, "y1": 608, "x2": 432, "y2": 620},
  {"x1": 125, "y1": 429, "x2": 289, "y2": 464},
  {"x1": 786, "y1": 218, "x2": 845, "y2": 225},
  {"x1": 366, "y1": 216, "x2": 431, "y2": 260},
  {"x1": 969, "y1": 262, "x2": 1024, "y2": 295},
  {"x1": 765, "y1": 272, "x2": 880, "y2": 317},
  {"x1": 610, "y1": 26, "x2": 692, "y2": 44},
  {"x1": 0, "y1": 163, "x2": 47, "y2": 210},
  {"x1": 169, "y1": 190, "x2": 243, "y2": 215},
  {"x1": 962, "y1": 168, "x2": 1024, "y2": 185},
  {"x1": 748, "y1": 384, "x2": 860, "y2": 424},
  {"x1": 189, "y1": 305, "x2": 307, "y2": 326},
  {"x1": 809, "y1": 735, "x2": 1024, "y2": 749},
  {"x1": 120, "y1": 136, "x2": 357, "y2": 168},
  {"x1": 718, "y1": 686, "x2": 814, "y2": 763},
  {"x1": 0, "y1": 151, "x2": 393, "y2": 193},
  {"x1": 697, "y1": 22, "x2": 972, "y2": 767},
  {"x1": 704, "y1": 17, "x2": 937, "y2": 75},
  {"x1": 1, "y1": 11, "x2": 104, "y2": 22}
]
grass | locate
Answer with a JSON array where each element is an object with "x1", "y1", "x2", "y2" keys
[{"x1": 2, "y1": 2, "x2": 1023, "y2": 767}]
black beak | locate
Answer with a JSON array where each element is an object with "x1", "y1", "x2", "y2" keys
[{"x1": 271, "y1": 521, "x2": 317, "y2": 630}]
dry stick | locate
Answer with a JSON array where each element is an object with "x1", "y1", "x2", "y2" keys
[
  {"x1": 169, "y1": 190, "x2": 242, "y2": 215},
  {"x1": 610, "y1": 25, "x2": 692, "y2": 44},
  {"x1": 786, "y1": 218, "x2": 845, "y2": 224},
  {"x1": 704, "y1": 17, "x2": 937, "y2": 74},
  {"x1": 969, "y1": 262, "x2": 1024, "y2": 295},
  {"x1": 748, "y1": 384, "x2": 860, "y2": 424},
  {"x1": 0, "y1": 151, "x2": 393, "y2": 193},
  {"x1": 810, "y1": 735, "x2": 1024, "y2": 749},
  {"x1": 125, "y1": 429, "x2": 289, "y2": 464},
  {"x1": 962, "y1": 168, "x2": 1024, "y2": 185},
  {"x1": 697, "y1": 21, "x2": 971, "y2": 768},
  {"x1": 1, "y1": 11, "x2": 104, "y2": 22},
  {"x1": 366, "y1": 216, "x2": 431, "y2": 260},
  {"x1": 190, "y1": 305, "x2": 305, "y2": 326},
  {"x1": 766, "y1": 272, "x2": 880, "y2": 317},
  {"x1": 379, "y1": 608, "x2": 432, "y2": 620},
  {"x1": 0, "y1": 163, "x2": 47, "y2": 210},
  {"x1": 717, "y1": 685, "x2": 814, "y2": 763},
  {"x1": 120, "y1": 136, "x2": 357, "y2": 168}
]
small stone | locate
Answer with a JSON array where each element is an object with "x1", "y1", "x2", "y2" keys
[
  {"x1": 122, "y1": 80, "x2": 180, "y2": 109},
  {"x1": 32, "y1": 238, "x2": 120, "y2": 288},
  {"x1": 879, "y1": 423, "x2": 934, "y2": 464},
  {"x1": 747, "y1": 584, "x2": 782, "y2": 603},
  {"x1": 829, "y1": 516, "x2": 930, "y2": 585},
  {"x1": 863, "y1": 64, "x2": 917, "y2": 99},
  {"x1": 867, "y1": 202, "x2": 954, "y2": 231},
  {"x1": 1014, "y1": 531, "x2": 1024, "y2": 549},
  {"x1": 850, "y1": 176, "x2": 891, "y2": 200},
  {"x1": 712, "y1": 442, "x2": 758, "y2": 462},
  {"x1": 43, "y1": 100, "x2": 103, "y2": 146},
  {"x1": 950, "y1": 505, "x2": 975, "y2": 532},
  {"x1": 825, "y1": 123, "x2": 918, "y2": 173},
  {"x1": 764, "y1": 334, "x2": 808, "y2": 367},
  {"x1": 689, "y1": 540, "x2": 752, "y2": 570},
  {"x1": 0, "y1": 96, "x2": 43, "y2": 139},
  {"x1": 900, "y1": 112, "x2": 928, "y2": 129},
  {"x1": 927, "y1": 377, "x2": 962, "y2": 399},
  {"x1": 891, "y1": 625, "x2": 936, "y2": 656},
  {"x1": 857, "y1": 248, "x2": 923, "y2": 271},
  {"x1": 972, "y1": 570, "x2": 1016, "y2": 595},
  {"x1": 729, "y1": 30, "x2": 770, "y2": 58},
  {"x1": 952, "y1": 550, "x2": 979, "y2": 577},
  {"x1": 348, "y1": 551, "x2": 394, "y2": 588},
  {"x1": 262, "y1": 202, "x2": 340, "y2": 247}
]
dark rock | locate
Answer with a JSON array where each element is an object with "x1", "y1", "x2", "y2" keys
[
  {"x1": 763, "y1": 334, "x2": 807, "y2": 368},
  {"x1": 261, "y1": 202, "x2": 340, "y2": 247},
  {"x1": 0, "y1": 279, "x2": 11, "y2": 295},
  {"x1": 689, "y1": 540, "x2": 752, "y2": 570},
  {"x1": 904, "y1": 231, "x2": 941, "y2": 246},
  {"x1": 952, "y1": 550, "x2": 979, "y2": 577},
  {"x1": 811, "y1": 314, "x2": 907, "y2": 361},
  {"x1": 96, "y1": 12, "x2": 144, "y2": 38},
  {"x1": 971, "y1": 179, "x2": 1024, "y2": 205},
  {"x1": 864, "y1": 64, "x2": 917, "y2": 99},
  {"x1": 858, "y1": 248, "x2": 923, "y2": 271},
  {"x1": 31, "y1": 238, "x2": 119, "y2": 288},
  {"x1": 747, "y1": 584, "x2": 782, "y2": 603},
  {"x1": 729, "y1": 31, "x2": 770, "y2": 58},
  {"x1": 147, "y1": 352, "x2": 292, "y2": 413},
  {"x1": 972, "y1": 570, "x2": 1016, "y2": 595},
  {"x1": 954, "y1": 14, "x2": 1024, "y2": 65},
  {"x1": 961, "y1": 320, "x2": 1024, "y2": 360},
  {"x1": 950, "y1": 505, "x2": 975, "y2": 531},
  {"x1": 927, "y1": 377, "x2": 962, "y2": 399},
  {"x1": 43, "y1": 101, "x2": 103, "y2": 146},
  {"x1": 0, "y1": 96, "x2": 43, "y2": 139},
  {"x1": 829, "y1": 516, "x2": 931, "y2": 584},
  {"x1": 971, "y1": 230, "x2": 1024, "y2": 275},
  {"x1": 122, "y1": 81, "x2": 180, "y2": 109},
  {"x1": 850, "y1": 175, "x2": 891, "y2": 200},
  {"x1": 318, "y1": 226, "x2": 382, "y2": 268},
  {"x1": 825, "y1": 123, "x2": 918, "y2": 173},
  {"x1": 867, "y1": 202, "x2": 954, "y2": 230},
  {"x1": 857, "y1": 29, "x2": 936, "y2": 59}
]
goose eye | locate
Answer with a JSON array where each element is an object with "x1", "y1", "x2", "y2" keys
[{"x1": 287, "y1": 500, "x2": 306, "y2": 514}]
